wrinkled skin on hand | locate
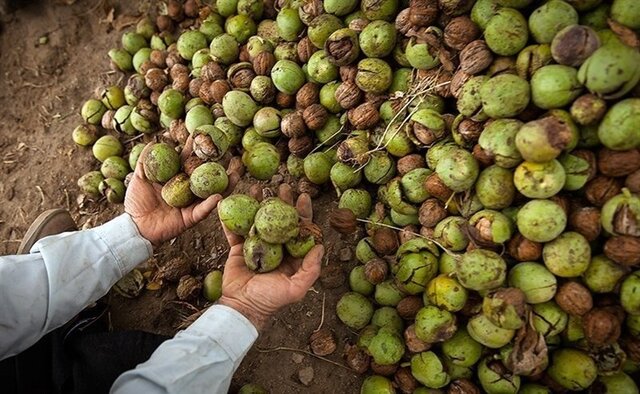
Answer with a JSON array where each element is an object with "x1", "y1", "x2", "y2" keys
[{"x1": 218, "y1": 184, "x2": 325, "y2": 330}]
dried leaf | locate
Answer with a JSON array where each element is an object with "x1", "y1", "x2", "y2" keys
[{"x1": 506, "y1": 322, "x2": 548, "y2": 376}]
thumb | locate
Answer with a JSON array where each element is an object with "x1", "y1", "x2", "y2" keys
[{"x1": 288, "y1": 245, "x2": 324, "y2": 301}]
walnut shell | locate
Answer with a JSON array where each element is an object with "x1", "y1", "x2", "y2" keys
[
  {"x1": 276, "y1": 92, "x2": 295, "y2": 108},
  {"x1": 450, "y1": 70, "x2": 472, "y2": 99},
  {"x1": 626, "y1": 169, "x2": 640, "y2": 194},
  {"x1": 604, "y1": 235, "x2": 640, "y2": 266},
  {"x1": 145, "y1": 68, "x2": 169, "y2": 91},
  {"x1": 165, "y1": 51, "x2": 184, "y2": 69},
  {"x1": 404, "y1": 324, "x2": 431, "y2": 353},
  {"x1": 170, "y1": 64, "x2": 189, "y2": 81},
  {"x1": 622, "y1": 336, "x2": 640, "y2": 363},
  {"x1": 344, "y1": 343, "x2": 370, "y2": 374},
  {"x1": 424, "y1": 173, "x2": 454, "y2": 202},
  {"x1": 568, "y1": 207, "x2": 601, "y2": 242},
  {"x1": 303, "y1": 104, "x2": 329, "y2": 130},
  {"x1": 472, "y1": 143, "x2": 494, "y2": 167},
  {"x1": 189, "y1": 78, "x2": 204, "y2": 97},
  {"x1": 288, "y1": 135, "x2": 314, "y2": 158},
  {"x1": 176, "y1": 275, "x2": 202, "y2": 300},
  {"x1": 583, "y1": 308, "x2": 621, "y2": 346},
  {"x1": 348, "y1": 102, "x2": 380, "y2": 130},
  {"x1": 297, "y1": 36, "x2": 318, "y2": 64},
  {"x1": 281, "y1": 111, "x2": 307, "y2": 138},
  {"x1": 409, "y1": 0, "x2": 439, "y2": 27},
  {"x1": 507, "y1": 233, "x2": 542, "y2": 262},
  {"x1": 335, "y1": 81, "x2": 363, "y2": 110},
  {"x1": 371, "y1": 361, "x2": 398, "y2": 376},
  {"x1": 396, "y1": 154, "x2": 425, "y2": 176},
  {"x1": 158, "y1": 257, "x2": 191, "y2": 282},
  {"x1": 309, "y1": 328, "x2": 337, "y2": 356},
  {"x1": 555, "y1": 281, "x2": 593, "y2": 316},
  {"x1": 372, "y1": 228, "x2": 399, "y2": 256},
  {"x1": 572, "y1": 149, "x2": 598, "y2": 182},
  {"x1": 156, "y1": 15, "x2": 175, "y2": 32},
  {"x1": 395, "y1": 9, "x2": 413, "y2": 36},
  {"x1": 459, "y1": 40, "x2": 493, "y2": 75},
  {"x1": 394, "y1": 367, "x2": 418, "y2": 394},
  {"x1": 201, "y1": 61, "x2": 226, "y2": 82},
  {"x1": 252, "y1": 51, "x2": 276, "y2": 76},
  {"x1": 169, "y1": 119, "x2": 190, "y2": 146},
  {"x1": 172, "y1": 74, "x2": 190, "y2": 93},
  {"x1": 585, "y1": 176, "x2": 623, "y2": 207},
  {"x1": 364, "y1": 258, "x2": 388, "y2": 285},
  {"x1": 448, "y1": 379, "x2": 481, "y2": 394},
  {"x1": 419, "y1": 198, "x2": 448, "y2": 228},
  {"x1": 329, "y1": 208, "x2": 358, "y2": 234},
  {"x1": 444, "y1": 16, "x2": 480, "y2": 50},
  {"x1": 212, "y1": 80, "x2": 232, "y2": 104},
  {"x1": 397, "y1": 296, "x2": 424, "y2": 320},
  {"x1": 340, "y1": 65, "x2": 358, "y2": 82},
  {"x1": 399, "y1": 225, "x2": 419, "y2": 245},
  {"x1": 296, "y1": 82, "x2": 320, "y2": 110},
  {"x1": 298, "y1": 177, "x2": 321, "y2": 198},
  {"x1": 150, "y1": 50, "x2": 168, "y2": 68},
  {"x1": 598, "y1": 148, "x2": 640, "y2": 177}
]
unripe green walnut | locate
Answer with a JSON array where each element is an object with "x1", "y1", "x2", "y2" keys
[
  {"x1": 478, "y1": 119, "x2": 523, "y2": 168},
  {"x1": 337, "y1": 292, "x2": 374, "y2": 330},
  {"x1": 72, "y1": 124, "x2": 99, "y2": 146},
  {"x1": 324, "y1": 0, "x2": 358, "y2": 16},
  {"x1": 611, "y1": 0, "x2": 640, "y2": 29},
  {"x1": 517, "y1": 199, "x2": 567, "y2": 243},
  {"x1": 92, "y1": 135, "x2": 124, "y2": 162},
  {"x1": 467, "y1": 314, "x2": 515, "y2": 349},
  {"x1": 307, "y1": 50, "x2": 339, "y2": 84},
  {"x1": 478, "y1": 358, "x2": 521, "y2": 394},
  {"x1": 185, "y1": 105, "x2": 214, "y2": 135},
  {"x1": 528, "y1": 0, "x2": 579, "y2": 44},
  {"x1": 471, "y1": 0, "x2": 501, "y2": 30},
  {"x1": 469, "y1": 210, "x2": 514, "y2": 245},
  {"x1": 516, "y1": 44, "x2": 553, "y2": 80},
  {"x1": 601, "y1": 189, "x2": 640, "y2": 236},
  {"x1": 547, "y1": 349, "x2": 597, "y2": 391},
  {"x1": 405, "y1": 36, "x2": 440, "y2": 70},
  {"x1": 434, "y1": 217, "x2": 469, "y2": 252},
  {"x1": 579, "y1": 45, "x2": 640, "y2": 100},
  {"x1": 411, "y1": 351, "x2": 450, "y2": 389},
  {"x1": 100, "y1": 156, "x2": 130, "y2": 181},
  {"x1": 374, "y1": 280, "x2": 405, "y2": 306},
  {"x1": 441, "y1": 328, "x2": 483, "y2": 368},
  {"x1": 456, "y1": 249, "x2": 506, "y2": 291},
  {"x1": 598, "y1": 99, "x2": 640, "y2": 151},
  {"x1": 621, "y1": 271, "x2": 640, "y2": 315},
  {"x1": 276, "y1": 8, "x2": 303, "y2": 42},
  {"x1": 254, "y1": 198, "x2": 299, "y2": 244},
  {"x1": 108, "y1": 48, "x2": 133, "y2": 72},
  {"x1": 371, "y1": 307, "x2": 403, "y2": 333},
  {"x1": 360, "y1": 376, "x2": 394, "y2": 394},
  {"x1": 515, "y1": 116, "x2": 573, "y2": 163},
  {"x1": 364, "y1": 152, "x2": 396, "y2": 185},
  {"x1": 143, "y1": 143, "x2": 180, "y2": 184},
  {"x1": 270, "y1": 60, "x2": 305, "y2": 95},
  {"x1": 132, "y1": 48, "x2": 151, "y2": 74},
  {"x1": 596, "y1": 372, "x2": 640, "y2": 394},
  {"x1": 339, "y1": 188, "x2": 372, "y2": 219},
  {"x1": 480, "y1": 74, "x2": 530, "y2": 119},
  {"x1": 303, "y1": 152, "x2": 332, "y2": 185},
  {"x1": 435, "y1": 148, "x2": 479, "y2": 193},
  {"x1": 558, "y1": 153, "x2": 590, "y2": 191},
  {"x1": 330, "y1": 162, "x2": 362, "y2": 191},
  {"x1": 162, "y1": 174, "x2": 195, "y2": 208},
  {"x1": 253, "y1": 107, "x2": 281, "y2": 138},
  {"x1": 400, "y1": 168, "x2": 431, "y2": 204},
  {"x1": 485, "y1": 8, "x2": 529, "y2": 56},
  {"x1": 203, "y1": 270, "x2": 223, "y2": 302},
  {"x1": 425, "y1": 275, "x2": 468, "y2": 313},
  {"x1": 225, "y1": 14, "x2": 256, "y2": 44},
  {"x1": 508, "y1": 262, "x2": 557, "y2": 304},
  {"x1": 223, "y1": 90, "x2": 259, "y2": 127},
  {"x1": 81, "y1": 99, "x2": 107, "y2": 125},
  {"x1": 243, "y1": 235, "x2": 283, "y2": 273},
  {"x1": 158, "y1": 89, "x2": 185, "y2": 120},
  {"x1": 99, "y1": 178, "x2": 126, "y2": 204},
  {"x1": 531, "y1": 65, "x2": 582, "y2": 109},
  {"x1": 121, "y1": 32, "x2": 147, "y2": 55},
  {"x1": 189, "y1": 162, "x2": 229, "y2": 199},
  {"x1": 531, "y1": 301, "x2": 568, "y2": 337},
  {"x1": 78, "y1": 171, "x2": 104, "y2": 196},
  {"x1": 368, "y1": 328, "x2": 404, "y2": 365},
  {"x1": 514, "y1": 160, "x2": 566, "y2": 199},
  {"x1": 218, "y1": 194, "x2": 260, "y2": 237},
  {"x1": 349, "y1": 266, "x2": 374, "y2": 296},
  {"x1": 476, "y1": 165, "x2": 515, "y2": 209},
  {"x1": 583, "y1": 255, "x2": 627, "y2": 293},
  {"x1": 394, "y1": 251, "x2": 438, "y2": 295},
  {"x1": 355, "y1": 58, "x2": 393, "y2": 94},
  {"x1": 177, "y1": 30, "x2": 207, "y2": 61},
  {"x1": 359, "y1": 21, "x2": 396, "y2": 58},
  {"x1": 210, "y1": 34, "x2": 239, "y2": 65}
]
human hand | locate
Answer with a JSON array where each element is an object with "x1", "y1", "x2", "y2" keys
[
  {"x1": 218, "y1": 184, "x2": 325, "y2": 331},
  {"x1": 125, "y1": 141, "x2": 242, "y2": 246}
]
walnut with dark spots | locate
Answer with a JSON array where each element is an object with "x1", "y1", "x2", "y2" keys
[
  {"x1": 364, "y1": 258, "x2": 388, "y2": 285},
  {"x1": 335, "y1": 81, "x2": 363, "y2": 110},
  {"x1": 348, "y1": 102, "x2": 380, "y2": 130},
  {"x1": 598, "y1": 148, "x2": 640, "y2": 177},
  {"x1": 229, "y1": 67, "x2": 255, "y2": 90},
  {"x1": 459, "y1": 40, "x2": 493, "y2": 75},
  {"x1": 444, "y1": 16, "x2": 480, "y2": 50},
  {"x1": 252, "y1": 51, "x2": 276, "y2": 76},
  {"x1": 419, "y1": 198, "x2": 448, "y2": 228},
  {"x1": 569, "y1": 207, "x2": 601, "y2": 242},
  {"x1": 572, "y1": 149, "x2": 597, "y2": 181},
  {"x1": 583, "y1": 308, "x2": 621, "y2": 346},
  {"x1": 397, "y1": 296, "x2": 424, "y2": 320},
  {"x1": 585, "y1": 176, "x2": 623, "y2": 207},
  {"x1": 604, "y1": 236, "x2": 640, "y2": 266},
  {"x1": 303, "y1": 104, "x2": 329, "y2": 130},
  {"x1": 295, "y1": 82, "x2": 320, "y2": 109},
  {"x1": 409, "y1": 0, "x2": 439, "y2": 27},
  {"x1": 309, "y1": 328, "x2": 337, "y2": 356},
  {"x1": 325, "y1": 32, "x2": 359, "y2": 66},
  {"x1": 200, "y1": 61, "x2": 226, "y2": 82},
  {"x1": 172, "y1": 74, "x2": 190, "y2": 93},
  {"x1": 150, "y1": 50, "x2": 167, "y2": 68},
  {"x1": 165, "y1": 51, "x2": 184, "y2": 69},
  {"x1": 555, "y1": 281, "x2": 593, "y2": 316},
  {"x1": 455, "y1": 118, "x2": 483, "y2": 146},
  {"x1": 551, "y1": 25, "x2": 600, "y2": 67}
]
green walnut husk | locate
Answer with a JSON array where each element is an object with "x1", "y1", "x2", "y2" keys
[
  {"x1": 330, "y1": 162, "x2": 362, "y2": 192},
  {"x1": 308, "y1": 14, "x2": 344, "y2": 48},
  {"x1": 185, "y1": 105, "x2": 214, "y2": 135},
  {"x1": 467, "y1": 313, "x2": 515, "y2": 349},
  {"x1": 529, "y1": 0, "x2": 579, "y2": 44},
  {"x1": 189, "y1": 162, "x2": 229, "y2": 199},
  {"x1": 425, "y1": 275, "x2": 468, "y2": 313},
  {"x1": 531, "y1": 301, "x2": 568, "y2": 337},
  {"x1": 142, "y1": 143, "x2": 180, "y2": 184},
  {"x1": 203, "y1": 270, "x2": 223, "y2": 302},
  {"x1": 360, "y1": 375, "x2": 395, "y2": 394},
  {"x1": 621, "y1": 271, "x2": 640, "y2": 315},
  {"x1": 531, "y1": 65, "x2": 583, "y2": 109},
  {"x1": 364, "y1": 152, "x2": 396, "y2": 185},
  {"x1": 349, "y1": 265, "x2": 375, "y2": 296},
  {"x1": 99, "y1": 177, "x2": 126, "y2": 204},
  {"x1": 478, "y1": 358, "x2": 521, "y2": 394},
  {"x1": 508, "y1": 262, "x2": 558, "y2": 304},
  {"x1": 371, "y1": 307, "x2": 403, "y2": 333},
  {"x1": 307, "y1": 50, "x2": 339, "y2": 84},
  {"x1": 339, "y1": 188, "x2": 372, "y2": 219},
  {"x1": 414, "y1": 305, "x2": 457, "y2": 343},
  {"x1": 242, "y1": 142, "x2": 280, "y2": 180},
  {"x1": 594, "y1": 372, "x2": 640, "y2": 394},
  {"x1": 243, "y1": 235, "x2": 283, "y2": 273},
  {"x1": 478, "y1": 119, "x2": 523, "y2": 168},
  {"x1": 394, "y1": 250, "x2": 438, "y2": 295},
  {"x1": 411, "y1": 351, "x2": 451, "y2": 389},
  {"x1": 72, "y1": 124, "x2": 99, "y2": 146},
  {"x1": 222, "y1": 90, "x2": 259, "y2": 127},
  {"x1": 514, "y1": 160, "x2": 566, "y2": 199},
  {"x1": 337, "y1": 292, "x2": 374, "y2": 330},
  {"x1": 547, "y1": 349, "x2": 597, "y2": 391},
  {"x1": 516, "y1": 199, "x2": 567, "y2": 243},
  {"x1": 578, "y1": 44, "x2": 640, "y2": 100},
  {"x1": 254, "y1": 197, "x2": 300, "y2": 244},
  {"x1": 484, "y1": 8, "x2": 529, "y2": 56},
  {"x1": 434, "y1": 217, "x2": 469, "y2": 252},
  {"x1": 597, "y1": 99, "x2": 640, "y2": 151},
  {"x1": 435, "y1": 148, "x2": 479, "y2": 193},
  {"x1": 583, "y1": 255, "x2": 627, "y2": 294},
  {"x1": 218, "y1": 194, "x2": 260, "y2": 237},
  {"x1": 441, "y1": 328, "x2": 483, "y2": 368},
  {"x1": 210, "y1": 33, "x2": 240, "y2": 65},
  {"x1": 100, "y1": 156, "x2": 130, "y2": 181},
  {"x1": 359, "y1": 20, "x2": 396, "y2": 58},
  {"x1": 158, "y1": 89, "x2": 185, "y2": 120},
  {"x1": 304, "y1": 152, "x2": 333, "y2": 185},
  {"x1": 368, "y1": 327, "x2": 404, "y2": 365},
  {"x1": 476, "y1": 165, "x2": 515, "y2": 209},
  {"x1": 78, "y1": 171, "x2": 105, "y2": 196},
  {"x1": 543, "y1": 231, "x2": 591, "y2": 277},
  {"x1": 162, "y1": 173, "x2": 195, "y2": 208},
  {"x1": 480, "y1": 74, "x2": 531, "y2": 119},
  {"x1": 92, "y1": 135, "x2": 124, "y2": 163},
  {"x1": 271, "y1": 59, "x2": 306, "y2": 94},
  {"x1": 355, "y1": 58, "x2": 393, "y2": 94},
  {"x1": 457, "y1": 249, "x2": 507, "y2": 291},
  {"x1": 600, "y1": 189, "x2": 640, "y2": 236},
  {"x1": 81, "y1": 99, "x2": 107, "y2": 125}
]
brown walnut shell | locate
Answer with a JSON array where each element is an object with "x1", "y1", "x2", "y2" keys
[
  {"x1": 459, "y1": 40, "x2": 493, "y2": 75},
  {"x1": 364, "y1": 258, "x2": 388, "y2": 285},
  {"x1": 394, "y1": 367, "x2": 418, "y2": 394},
  {"x1": 297, "y1": 36, "x2": 318, "y2": 64},
  {"x1": 189, "y1": 78, "x2": 204, "y2": 97},
  {"x1": 555, "y1": 281, "x2": 593, "y2": 316},
  {"x1": 604, "y1": 235, "x2": 640, "y2": 266},
  {"x1": 404, "y1": 325, "x2": 431, "y2": 353},
  {"x1": 298, "y1": 177, "x2": 321, "y2": 198},
  {"x1": 448, "y1": 379, "x2": 481, "y2": 394},
  {"x1": 281, "y1": 111, "x2": 307, "y2": 138},
  {"x1": 145, "y1": 68, "x2": 169, "y2": 91},
  {"x1": 303, "y1": 104, "x2": 329, "y2": 130},
  {"x1": 409, "y1": 0, "x2": 439, "y2": 27},
  {"x1": 397, "y1": 154, "x2": 426, "y2": 176},
  {"x1": 568, "y1": 207, "x2": 601, "y2": 242},
  {"x1": 288, "y1": 136, "x2": 314, "y2": 158},
  {"x1": 598, "y1": 148, "x2": 640, "y2": 177},
  {"x1": 419, "y1": 198, "x2": 448, "y2": 228},
  {"x1": 340, "y1": 65, "x2": 358, "y2": 82},
  {"x1": 169, "y1": 119, "x2": 189, "y2": 146},
  {"x1": 585, "y1": 176, "x2": 623, "y2": 207},
  {"x1": 201, "y1": 61, "x2": 226, "y2": 82},
  {"x1": 397, "y1": 296, "x2": 424, "y2": 320},
  {"x1": 335, "y1": 81, "x2": 363, "y2": 110},
  {"x1": 424, "y1": 173, "x2": 454, "y2": 202},
  {"x1": 395, "y1": 9, "x2": 413, "y2": 36},
  {"x1": 276, "y1": 92, "x2": 295, "y2": 108},
  {"x1": 344, "y1": 344, "x2": 370, "y2": 374},
  {"x1": 444, "y1": 16, "x2": 480, "y2": 51},
  {"x1": 626, "y1": 169, "x2": 640, "y2": 193},
  {"x1": 329, "y1": 208, "x2": 358, "y2": 234},
  {"x1": 583, "y1": 308, "x2": 622, "y2": 346},
  {"x1": 370, "y1": 361, "x2": 398, "y2": 376},
  {"x1": 252, "y1": 51, "x2": 276, "y2": 76},
  {"x1": 296, "y1": 82, "x2": 321, "y2": 110},
  {"x1": 157, "y1": 257, "x2": 191, "y2": 282},
  {"x1": 348, "y1": 102, "x2": 380, "y2": 130},
  {"x1": 372, "y1": 227, "x2": 399, "y2": 256},
  {"x1": 309, "y1": 328, "x2": 337, "y2": 356}
]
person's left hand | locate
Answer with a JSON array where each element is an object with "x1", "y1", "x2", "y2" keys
[{"x1": 125, "y1": 141, "x2": 242, "y2": 246}]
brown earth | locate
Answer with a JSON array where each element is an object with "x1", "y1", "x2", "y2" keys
[{"x1": 0, "y1": 1, "x2": 363, "y2": 392}]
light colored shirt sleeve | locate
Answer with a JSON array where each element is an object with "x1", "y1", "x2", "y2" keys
[
  {"x1": 111, "y1": 304, "x2": 258, "y2": 394},
  {"x1": 0, "y1": 213, "x2": 153, "y2": 360}
]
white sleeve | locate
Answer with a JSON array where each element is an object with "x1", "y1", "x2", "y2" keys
[
  {"x1": 0, "y1": 214, "x2": 153, "y2": 360},
  {"x1": 111, "y1": 304, "x2": 258, "y2": 394}
]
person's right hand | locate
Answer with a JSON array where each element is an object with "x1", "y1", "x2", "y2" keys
[{"x1": 217, "y1": 185, "x2": 325, "y2": 331}]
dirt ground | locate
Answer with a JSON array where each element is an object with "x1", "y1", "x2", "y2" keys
[{"x1": 0, "y1": 1, "x2": 363, "y2": 392}]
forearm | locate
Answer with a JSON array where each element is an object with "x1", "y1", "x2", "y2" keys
[
  {"x1": 111, "y1": 304, "x2": 258, "y2": 394},
  {"x1": 0, "y1": 214, "x2": 152, "y2": 360}
]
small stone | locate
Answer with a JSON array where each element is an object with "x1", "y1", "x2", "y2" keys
[
  {"x1": 291, "y1": 353, "x2": 304, "y2": 364},
  {"x1": 298, "y1": 366, "x2": 314, "y2": 386},
  {"x1": 339, "y1": 247, "x2": 353, "y2": 262}
]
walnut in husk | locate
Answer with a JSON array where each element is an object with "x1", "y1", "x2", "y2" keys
[
  {"x1": 555, "y1": 281, "x2": 593, "y2": 316},
  {"x1": 583, "y1": 308, "x2": 621, "y2": 346},
  {"x1": 404, "y1": 324, "x2": 431, "y2": 353},
  {"x1": 176, "y1": 275, "x2": 202, "y2": 300},
  {"x1": 604, "y1": 236, "x2": 640, "y2": 266},
  {"x1": 309, "y1": 328, "x2": 337, "y2": 356},
  {"x1": 506, "y1": 323, "x2": 548, "y2": 377},
  {"x1": 424, "y1": 173, "x2": 454, "y2": 202},
  {"x1": 397, "y1": 154, "x2": 426, "y2": 176}
]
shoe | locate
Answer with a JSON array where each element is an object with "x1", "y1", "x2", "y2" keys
[{"x1": 17, "y1": 209, "x2": 77, "y2": 254}]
